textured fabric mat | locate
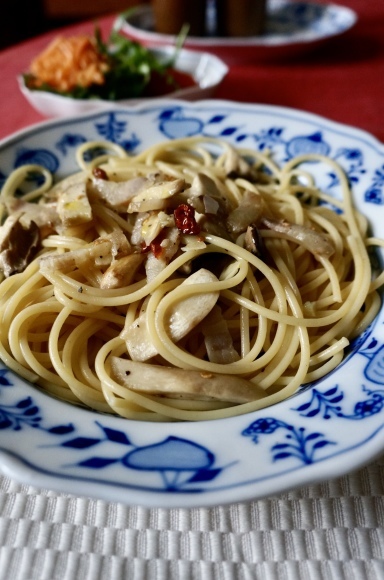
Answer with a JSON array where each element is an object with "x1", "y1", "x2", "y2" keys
[{"x1": 0, "y1": 454, "x2": 383, "y2": 579}]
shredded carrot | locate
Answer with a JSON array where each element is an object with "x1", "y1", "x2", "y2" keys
[{"x1": 30, "y1": 35, "x2": 109, "y2": 91}]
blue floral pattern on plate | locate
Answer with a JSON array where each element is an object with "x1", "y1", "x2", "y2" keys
[
  {"x1": 265, "y1": 1, "x2": 351, "y2": 38},
  {"x1": 0, "y1": 101, "x2": 383, "y2": 508}
]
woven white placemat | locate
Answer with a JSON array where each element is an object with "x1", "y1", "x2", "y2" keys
[{"x1": 0, "y1": 454, "x2": 383, "y2": 580}]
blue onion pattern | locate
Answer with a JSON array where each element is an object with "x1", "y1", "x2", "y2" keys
[
  {"x1": 365, "y1": 165, "x2": 384, "y2": 204},
  {"x1": 15, "y1": 147, "x2": 59, "y2": 173},
  {"x1": 56, "y1": 134, "x2": 87, "y2": 156},
  {"x1": 270, "y1": 2, "x2": 325, "y2": 33},
  {"x1": 0, "y1": 371, "x2": 224, "y2": 492},
  {"x1": 285, "y1": 131, "x2": 331, "y2": 158},
  {"x1": 94, "y1": 113, "x2": 141, "y2": 152},
  {"x1": 242, "y1": 418, "x2": 335, "y2": 465},
  {"x1": 294, "y1": 384, "x2": 384, "y2": 421},
  {"x1": 158, "y1": 108, "x2": 205, "y2": 139}
]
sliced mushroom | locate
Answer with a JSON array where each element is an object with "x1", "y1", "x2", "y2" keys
[
  {"x1": 244, "y1": 225, "x2": 266, "y2": 259},
  {"x1": 0, "y1": 217, "x2": 40, "y2": 277},
  {"x1": 167, "y1": 268, "x2": 219, "y2": 339},
  {"x1": 130, "y1": 211, "x2": 150, "y2": 247},
  {"x1": 6, "y1": 199, "x2": 60, "y2": 238},
  {"x1": 141, "y1": 211, "x2": 175, "y2": 247},
  {"x1": 110, "y1": 358, "x2": 264, "y2": 403},
  {"x1": 261, "y1": 218, "x2": 335, "y2": 259},
  {"x1": 128, "y1": 179, "x2": 185, "y2": 214},
  {"x1": 199, "y1": 215, "x2": 232, "y2": 241},
  {"x1": 203, "y1": 195, "x2": 220, "y2": 215},
  {"x1": 100, "y1": 253, "x2": 144, "y2": 289},
  {"x1": 202, "y1": 306, "x2": 240, "y2": 364},
  {"x1": 145, "y1": 226, "x2": 180, "y2": 283},
  {"x1": 224, "y1": 146, "x2": 254, "y2": 178},
  {"x1": 226, "y1": 190, "x2": 264, "y2": 234},
  {"x1": 57, "y1": 181, "x2": 92, "y2": 227},
  {"x1": 40, "y1": 230, "x2": 130, "y2": 273},
  {"x1": 122, "y1": 268, "x2": 220, "y2": 361},
  {"x1": 91, "y1": 175, "x2": 149, "y2": 212},
  {"x1": 188, "y1": 173, "x2": 230, "y2": 212},
  {"x1": 189, "y1": 173, "x2": 222, "y2": 199}
]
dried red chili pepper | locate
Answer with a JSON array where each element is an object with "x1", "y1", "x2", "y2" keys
[
  {"x1": 92, "y1": 167, "x2": 108, "y2": 180},
  {"x1": 174, "y1": 203, "x2": 200, "y2": 235},
  {"x1": 140, "y1": 230, "x2": 168, "y2": 258},
  {"x1": 150, "y1": 229, "x2": 167, "y2": 258}
]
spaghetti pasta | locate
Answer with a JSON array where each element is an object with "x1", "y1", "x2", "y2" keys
[{"x1": 0, "y1": 136, "x2": 383, "y2": 421}]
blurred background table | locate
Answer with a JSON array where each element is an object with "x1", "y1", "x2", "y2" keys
[
  {"x1": 1, "y1": 1, "x2": 384, "y2": 579},
  {"x1": 1, "y1": 0, "x2": 383, "y2": 143}
]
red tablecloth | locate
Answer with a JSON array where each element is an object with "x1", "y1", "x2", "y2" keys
[{"x1": 0, "y1": 0, "x2": 383, "y2": 143}]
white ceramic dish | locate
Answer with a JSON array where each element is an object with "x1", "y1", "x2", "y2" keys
[
  {"x1": 116, "y1": 0, "x2": 358, "y2": 63},
  {"x1": 0, "y1": 100, "x2": 383, "y2": 508},
  {"x1": 19, "y1": 46, "x2": 228, "y2": 118}
]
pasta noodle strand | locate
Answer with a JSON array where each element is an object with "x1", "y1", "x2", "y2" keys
[{"x1": 0, "y1": 136, "x2": 382, "y2": 421}]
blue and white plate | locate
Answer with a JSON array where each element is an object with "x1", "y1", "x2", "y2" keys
[
  {"x1": 0, "y1": 100, "x2": 383, "y2": 508},
  {"x1": 117, "y1": 1, "x2": 358, "y2": 63}
]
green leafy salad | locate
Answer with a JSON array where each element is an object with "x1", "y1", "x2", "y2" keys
[{"x1": 23, "y1": 29, "x2": 186, "y2": 101}]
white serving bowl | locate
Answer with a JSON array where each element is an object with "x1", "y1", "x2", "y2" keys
[{"x1": 19, "y1": 46, "x2": 228, "y2": 118}]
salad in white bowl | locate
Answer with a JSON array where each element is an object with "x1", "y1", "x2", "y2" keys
[{"x1": 19, "y1": 28, "x2": 228, "y2": 118}]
